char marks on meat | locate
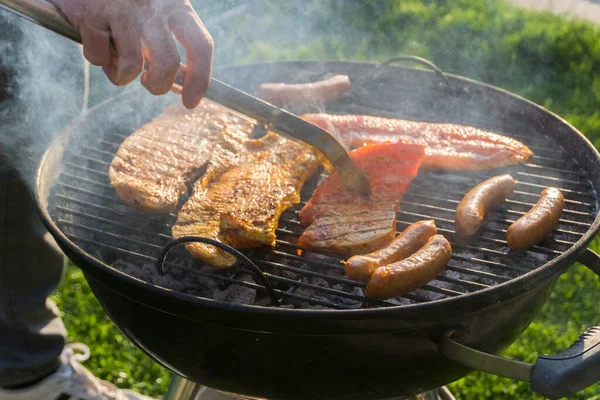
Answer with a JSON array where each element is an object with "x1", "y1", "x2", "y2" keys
[
  {"x1": 302, "y1": 114, "x2": 533, "y2": 171},
  {"x1": 108, "y1": 101, "x2": 253, "y2": 213},
  {"x1": 298, "y1": 142, "x2": 424, "y2": 255},
  {"x1": 172, "y1": 132, "x2": 319, "y2": 268}
]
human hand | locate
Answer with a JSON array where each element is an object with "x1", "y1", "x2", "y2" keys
[{"x1": 49, "y1": 0, "x2": 213, "y2": 109}]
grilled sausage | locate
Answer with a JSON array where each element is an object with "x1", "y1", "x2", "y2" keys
[
  {"x1": 257, "y1": 75, "x2": 351, "y2": 106},
  {"x1": 506, "y1": 187, "x2": 564, "y2": 250},
  {"x1": 344, "y1": 220, "x2": 437, "y2": 281},
  {"x1": 366, "y1": 235, "x2": 452, "y2": 300},
  {"x1": 455, "y1": 174, "x2": 517, "y2": 239}
]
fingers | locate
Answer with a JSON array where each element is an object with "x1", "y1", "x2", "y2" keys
[
  {"x1": 80, "y1": 26, "x2": 112, "y2": 67},
  {"x1": 141, "y1": 19, "x2": 181, "y2": 96},
  {"x1": 103, "y1": 21, "x2": 144, "y2": 86},
  {"x1": 169, "y1": 6, "x2": 214, "y2": 109}
]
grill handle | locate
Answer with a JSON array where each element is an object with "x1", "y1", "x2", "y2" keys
[
  {"x1": 156, "y1": 236, "x2": 281, "y2": 306},
  {"x1": 439, "y1": 248, "x2": 600, "y2": 400},
  {"x1": 372, "y1": 55, "x2": 455, "y2": 96}
]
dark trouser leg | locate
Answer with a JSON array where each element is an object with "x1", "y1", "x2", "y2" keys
[{"x1": 0, "y1": 170, "x2": 66, "y2": 387}]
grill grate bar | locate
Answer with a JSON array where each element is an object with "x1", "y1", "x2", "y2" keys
[
  {"x1": 435, "y1": 274, "x2": 490, "y2": 291},
  {"x1": 445, "y1": 262, "x2": 513, "y2": 281},
  {"x1": 416, "y1": 170, "x2": 592, "y2": 194},
  {"x1": 81, "y1": 145, "x2": 115, "y2": 157},
  {"x1": 516, "y1": 171, "x2": 589, "y2": 187},
  {"x1": 59, "y1": 219, "x2": 165, "y2": 250},
  {"x1": 54, "y1": 193, "x2": 176, "y2": 227},
  {"x1": 399, "y1": 199, "x2": 591, "y2": 228},
  {"x1": 57, "y1": 182, "x2": 114, "y2": 201},
  {"x1": 56, "y1": 206, "x2": 173, "y2": 241},
  {"x1": 403, "y1": 190, "x2": 591, "y2": 218},
  {"x1": 513, "y1": 190, "x2": 593, "y2": 208},
  {"x1": 66, "y1": 151, "x2": 110, "y2": 167},
  {"x1": 454, "y1": 255, "x2": 532, "y2": 273},
  {"x1": 517, "y1": 181, "x2": 589, "y2": 197},
  {"x1": 407, "y1": 182, "x2": 593, "y2": 211},
  {"x1": 524, "y1": 163, "x2": 587, "y2": 177},
  {"x1": 64, "y1": 162, "x2": 110, "y2": 178},
  {"x1": 60, "y1": 173, "x2": 113, "y2": 190},
  {"x1": 91, "y1": 138, "x2": 119, "y2": 150},
  {"x1": 531, "y1": 154, "x2": 576, "y2": 165}
]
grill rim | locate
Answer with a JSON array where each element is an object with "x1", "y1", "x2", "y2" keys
[{"x1": 36, "y1": 60, "x2": 600, "y2": 321}]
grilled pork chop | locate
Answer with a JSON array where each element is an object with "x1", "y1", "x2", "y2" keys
[
  {"x1": 108, "y1": 101, "x2": 253, "y2": 213},
  {"x1": 172, "y1": 132, "x2": 319, "y2": 268},
  {"x1": 298, "y1": 142, "x2": 424, "y2": 255},
  {"x1": 302, "y1": 114, "x2": 532, "y2": 171}
]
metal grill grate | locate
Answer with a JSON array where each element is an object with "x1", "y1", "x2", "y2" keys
[{"x1": 49, "y1": 112, "x2": 598, "y2": 309}]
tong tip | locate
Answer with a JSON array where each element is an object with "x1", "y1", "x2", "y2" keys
[{"x1": 340, "y1": 167, "x2": 372, "y2": 199}]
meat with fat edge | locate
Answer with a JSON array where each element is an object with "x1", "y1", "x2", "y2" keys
[{"x1": 302, "y1": 114, "x2": 532, "y2": 171}]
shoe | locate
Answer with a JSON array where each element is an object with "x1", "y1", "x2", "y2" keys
[{"x1": 0, "y1": 343, "x2": 156, "y2": 400}]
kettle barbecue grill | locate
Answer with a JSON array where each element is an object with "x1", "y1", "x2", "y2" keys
[{"x1": 33, "y1": 58, "x2": 600, "y2": 399}]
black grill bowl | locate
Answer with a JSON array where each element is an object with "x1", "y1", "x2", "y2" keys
[{"x1": 36, "y1": 60, "x2": 600, "y2": 399}]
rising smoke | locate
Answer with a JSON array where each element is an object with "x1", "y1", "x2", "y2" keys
[
  {"x1": 0, "y1": 0, "x2": 388, "y2": 191},
  {"x1": 0, "y1": 11, "x2": 85, "y2": 187}
]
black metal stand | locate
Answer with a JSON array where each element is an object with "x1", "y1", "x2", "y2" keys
[
  {"x1": 164, "y1": 375, "x2": 456, "y2": 400},
  {"x1": 164, "y1": 375, "x2": 202, "y2": 400}
]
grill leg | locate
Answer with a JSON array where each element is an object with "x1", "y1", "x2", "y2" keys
[{"x1": 164, "y1": 375, "x2": 202, "y2": 400}]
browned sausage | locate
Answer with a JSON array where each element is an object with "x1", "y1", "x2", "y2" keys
[
  {"x1": 455, "y1": 174, "x2": 517, "y2": 239},
  {"x1": 344, "y1": 220, "x2": 437, "y2": 281},
  {"x1": 257, "y1": 75, "x2": 351, "y2": 106},
  {"x1": 366, "y1": 235, "x2": 452, "y2": 300},
  {"x1": 506, "y1": 187, "x2": 564, "y2": 250}
]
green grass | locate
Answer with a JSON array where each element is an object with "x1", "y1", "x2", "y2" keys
[{"x1": 53, "y1": 0, "x2": 600, "y2": 398}]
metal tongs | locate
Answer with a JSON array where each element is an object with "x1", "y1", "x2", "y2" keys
[{"x1": 0, "y1": 0, "x2": 371, "y2": 197}]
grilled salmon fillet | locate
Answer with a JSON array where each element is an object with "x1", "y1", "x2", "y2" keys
[
  {"x1": 298, "y1": 142, "x2": 425, "y2": 255},
  {"x1": 302, "y1": 114, "x2": 532, "y2": 171},
  {"x1": 108, "y1": 101, "x2": 253, "y2": 213},
  {"x1": 172, "y1": 132, "x2": 319, "y2": 268}
]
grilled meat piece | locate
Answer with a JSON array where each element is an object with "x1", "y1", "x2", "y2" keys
[
  {"x1": 302, "y1": 114, "x2": 533, "y2": 171},
  {"x1": 455, "y1": 174, "x2": 517, "y2": 240},
  {"x1": 298, "y1": 142, "x2": 425, "y2": 255},
  {"x1": 257, "y1": 75, "x2": 351, "y2": 107},
  {"x1": 366, "y1": 235, "x2": 452, "y2": 300},
  {"x1": 108, "y1": 101, "x2": 253, "y2": 213},
  {"x1": 506, "y1": 187, "x2": 564, "y2": 251},
  {"x1": 172, "y1": 132, "x2": 319, "y2": 268},
  {"x1": 344, "y1": 220, "x2": 437, "y2": 282}
]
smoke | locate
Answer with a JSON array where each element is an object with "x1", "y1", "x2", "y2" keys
[
  {"x1": 0, "y1": 10, "x2": 85, "y2": 188},
  {"x1": 0, "y1": 0, "x2": 537, "y2": 190}
]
